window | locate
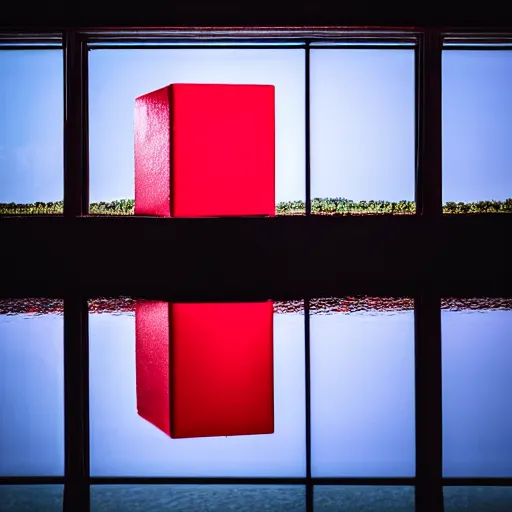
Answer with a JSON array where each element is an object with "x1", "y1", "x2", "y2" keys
[
  {"x1": 0, "y1": 42, "x2": 63, "y2": 214},
  {"x1": 88, "y1": 46, "x2": 305, "y2": 215},
  {"x1": 311, "y1": 46, "x2": 416, "y2": 214},
  {"x1": 1, "y1": 28, "x2": 511, "y2": 512},
  {"x1": 442, "y1": 44, "x2": 512, "y2": 213}
]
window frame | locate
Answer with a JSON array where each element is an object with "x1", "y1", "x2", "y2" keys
[
  {"x1": 81, "y1": 30, "x2": 421, "y2": 217},
  {"x1": 0, "y1": 27, "x2": 511, "y2": 512}
]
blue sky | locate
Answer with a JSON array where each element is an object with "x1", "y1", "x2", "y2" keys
[
  {"x1": 0, "y1": 50, "x2": 63, "y2": 203},
  {"x1": 0, "y1": 47, "x2": 511, "y2": 204}
]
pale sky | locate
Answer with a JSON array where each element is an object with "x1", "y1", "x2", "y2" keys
[{"x1": 1, "y1": 47, "x2": 511, "y2": 204}]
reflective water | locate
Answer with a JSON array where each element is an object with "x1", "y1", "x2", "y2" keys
[
  {"x1": 89, "y1": 307, "x2": 306, "y2": 477},
  {"x1": 1, "y1": 298, "x2": 511, "y2": 479},
  {"x1": 444, "y1": 486, "x2": 512, "y2": 512},
  {"x1": 314, "y1": 486, "x2": 415, "y2": 511},
  {"x1": 91, "y1": 485, "x2": 305, "y2": 512},
  {"x1": 0, "y1": 485, "x2": 63, "y2": 511}
]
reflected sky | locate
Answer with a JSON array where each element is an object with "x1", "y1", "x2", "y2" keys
[
  {"x1": 0, "y1": 313, "x2": 64, "y2": 476},
  {"x1": 443, "y1": 310, "x2": 512, "y2": 477},
  {"x1": 89, "y1": 311, "x2": 306, "y2": 477},
  {"x1": 311, "y1": 311, "x2": 416, "y2": 477},
  {"x1": 2, "y1": 300, "x2": 512, "y2": 478}
]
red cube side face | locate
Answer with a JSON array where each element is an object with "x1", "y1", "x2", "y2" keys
[
  {"x1": 170, "y1": 302, "x2": 274, "y2": 439},
  {"x1": 135, "y1": 300, "x2": 171, "y2": 436},
  {"x1": 135, "y1": 301, "x2": 275, "y2": 439},
  {"x1": 134, "y1": 83, "x2": 275, "y2": 217},
  {"x1": 134, "y1": 87, "x2": 172, "y2": 217}
]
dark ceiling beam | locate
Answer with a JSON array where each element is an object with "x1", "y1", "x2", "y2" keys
[
  {"x1": 1, "y1": 215, "x2": 511, "y2": 300},
  {"x1": 1, "y1": 4, "x2": 512, "y2": 30}
]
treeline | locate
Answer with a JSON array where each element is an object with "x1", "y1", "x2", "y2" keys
[
  {"x1": 277, "y1": 198, "x2": 417, "y2": 214},
  {"x1": 1, "y1": 197, "x2": 512, "y2": 215},
  {"x1": 277, "y1": 197, "x2": 512, "y2": 214},
  {"x1": 0, "y1": 199, "x2": 134, "y2": 215}
]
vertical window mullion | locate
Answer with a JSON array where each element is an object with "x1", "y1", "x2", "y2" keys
[
  {"x1": 415, "y1": 27, "x2": 444, "y2": 512},
  {"x1": 414, "y1": 290, "x2": 443, "y2": 511},
  {"x1": 63, "y1": 28, "x2": 90, "y2": 512},
  {"x1": 305, "y1": 41, "x2": 311, "y2": 216},
  {"x1": 304, "y1": 298, "x2": 313, "y2": 510},
  {"x1": 63, "y1": 295, "x2": 90, "y2": 512},
  {"x1": 64, "y1": 30, "x2": 89, "y2": 217},
  {"x1": 414, "y1": 25, "x2": 443, "y2": 512},
  {"x1": 305, "y1": 39, "x2": 313, "y2": 510},
  {"x1": 415, "y1": 29, "x2": 443, "y2": 217}
]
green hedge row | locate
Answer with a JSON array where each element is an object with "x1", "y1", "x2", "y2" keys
[{"x1": 2, "y1": 197, "x2": 512, "y2": 215}]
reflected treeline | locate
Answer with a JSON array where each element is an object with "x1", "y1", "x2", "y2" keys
[{"x1": 1, "y1": 297, "x2": 512, "y2": 316}]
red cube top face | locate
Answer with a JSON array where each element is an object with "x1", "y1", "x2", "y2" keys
[{"x1": 135, "y1": 83, "x2": 275, "y2": 217}]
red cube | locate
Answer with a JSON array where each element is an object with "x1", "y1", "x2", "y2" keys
[
  {"x1": 134, "y1": 83, "x2": 275, "y2": 217},
  {"x1": 135, "y1": 301, "x2": 275, "y2": 438}
]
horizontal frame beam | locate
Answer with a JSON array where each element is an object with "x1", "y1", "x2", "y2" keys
[
  {"x1": 3, "y1": 477, "x2": 512, "y2": 486},
  {"x1": 0, "y1": 477, "x2": 65, "y2": 485},
  {"x1": 1, "y1": 216, "x2": 511, "y2": 300}
]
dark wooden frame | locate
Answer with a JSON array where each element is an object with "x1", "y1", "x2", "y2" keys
[{"x1": 1, "y1": 27, "x2": 511, "y2": 512}]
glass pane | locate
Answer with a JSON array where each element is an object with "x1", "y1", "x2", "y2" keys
[
  {"x1": 314, "y1": 485, "x2": 415, "y2": 512},
  {"x1": 0, "y1": 49, "x2": 63, "y2": 214},
  {"x1": 311, "y1": 297, "x2": 415, "y2": 477},
  {"x1": 89, "y1": 298, "x2": 306, "y2": 476},
  {"x1": 0, "y1": 299, "x2": 64, "y2": 476},
  {"x1": 88, "y1": 49, "x2": 305, "y2": 215},
  {"x1": 0, "y1": 485, "x2": 63, "y2": 511},
  {"x1": 310, "y1": 49, "x2": 415, "y2": 215},
  {"x1": 442, "y1": 50, "x2": 512, "y2": 213},
  {"x1": 444, "y1": 486, "x2": 512, "y2": 512},
  {"x1": 91, "y1": 484, "x2": 305, "y2": 511},
  {"x1": 442, "y1": 298, "x2": 512, "y2": 476}
]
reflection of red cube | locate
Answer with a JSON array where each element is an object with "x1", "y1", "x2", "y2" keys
[
  {"x1": 136, "y1": 301, "x2": 274, "y2": 439},
  {"x1": 134, "y1": 84, "x2": 275, "y2": 217}
]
